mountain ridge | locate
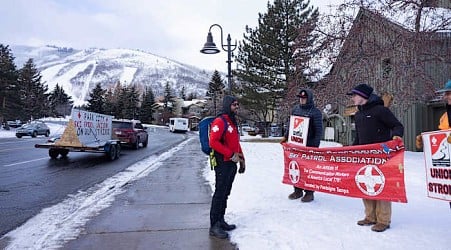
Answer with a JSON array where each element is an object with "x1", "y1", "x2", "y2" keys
[{"x1": 10, "y1": 45, "x2": 213, "y2": 106}]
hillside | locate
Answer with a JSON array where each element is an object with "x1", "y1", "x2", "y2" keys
[{"x1": 10, "y1": 45, "x2": 213, "y2": 106}]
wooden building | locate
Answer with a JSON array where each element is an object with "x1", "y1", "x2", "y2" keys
[{"x1": 319, "y1": 8, "x2": 451, "y2": 150}]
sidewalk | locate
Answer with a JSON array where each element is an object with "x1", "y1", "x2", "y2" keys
[{"x1": 63, "y1": 139, "x2": 236, "y2": 250}]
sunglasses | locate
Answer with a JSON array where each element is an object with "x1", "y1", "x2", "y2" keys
[{"x1": 231, "y1": 102, "x2": 239, "y2": 106}]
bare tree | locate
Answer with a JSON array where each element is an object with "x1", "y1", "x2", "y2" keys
[{"x1": 308, "y1": 1, "x2": 450, "y2": 114}]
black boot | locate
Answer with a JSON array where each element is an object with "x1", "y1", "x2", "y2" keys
[
  {"x1": 209, "y1": 221, "x2": 229, "y2": 239},
  {"x1": 220, "y1": 219, "x2": 236, "y2": 231},
  {"x1": 301, "y1": 191, "x2": 314, "y2": 202},
  {"x1": 288, "y1": 188, "x2": 303, "y2": 200}
]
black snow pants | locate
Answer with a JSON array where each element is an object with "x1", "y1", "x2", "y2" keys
[{"x1": 210, "y1": 159, "x2": 237, "y2": 227}]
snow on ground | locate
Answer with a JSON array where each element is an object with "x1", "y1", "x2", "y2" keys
[
  {"x1": 204, "y1": 137, "x2": 451, "y2": 250},
  {"x1": 120, "y1": 66, "x2": 137, "y2": 85}
]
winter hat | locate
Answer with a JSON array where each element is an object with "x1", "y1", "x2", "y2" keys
[
  {"x1": 436, "y1": 79, "x2": 451, "y2": 93},
  {"x1": 347, "y1": 83, "x2": 373, "y2": 99},
  {"x1": 296, "y1": 90, "x2": 308, "y2": 98}
]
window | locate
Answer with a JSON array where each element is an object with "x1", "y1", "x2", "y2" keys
[{"x1": 382, "y1": 58, "x2": 392, "y2": 78}]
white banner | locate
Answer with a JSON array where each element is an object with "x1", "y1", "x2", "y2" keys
[
  {"x1": 421, "y1": 130, "x2": 451, "y2": 202},
  {"x1": 288, "y1": 115, "x2": 310, "y2": 146}
]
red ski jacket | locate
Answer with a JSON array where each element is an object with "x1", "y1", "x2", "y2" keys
[{"x1": 209, "y1": 114, "x2": 244, "y2": 162}]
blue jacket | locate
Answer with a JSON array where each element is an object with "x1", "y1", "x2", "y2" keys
[{"x1": 285, "y1": 89, "x2": 323, "y2": 147}]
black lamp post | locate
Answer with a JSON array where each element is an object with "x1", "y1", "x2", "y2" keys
[{"x1": 200, "y1": 24, "x2": 237, "y2": 95}]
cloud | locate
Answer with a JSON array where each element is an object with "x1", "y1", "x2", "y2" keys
[{"x1": 0, "y1": 0, "x2": 341, "y2": 72}]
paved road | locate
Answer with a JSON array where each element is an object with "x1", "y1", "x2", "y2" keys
[{"x1": 0, "y1": 126, "x2": 187, "y2": 237}]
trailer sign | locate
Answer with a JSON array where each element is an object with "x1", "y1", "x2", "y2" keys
[{"x1": 71, "y1": 109, "x2": 113, "y2": 146}]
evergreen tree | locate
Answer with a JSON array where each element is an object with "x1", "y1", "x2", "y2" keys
[
  {"x1": 0, "y1": 44, "x2": 19, "y2": 123},
  {"x1": 48, "y1": 83, "x2": 73, "y2": 117},
  {"x1": 126, "y1": 84, "x2": 141, "y2": 120},
  {"x1": 162, "y1": 82, "x2": 175, "y2": 123},
  {"x1": 163, "y1": 82, "x2": 175, "y2": 112},
  {"x1": 17, "y1": 58, "x2": 49, "y2": 120},
  {"x1": 179, "y1": 86, "x2": 186, "y2": 100},
  {"x1": 139, "y1": 86, "x2": 155, "y2": 123},
  {"x1": 187, "y1": 92, "x2": 197, "y2": 101},
  {"x1": 86, "y1": 82, "x2": 106, "y2": 114},
  {"x1": 103, "y1": 87, "x2": 116, "y2": 116},
  {"x1": 116, "y1": 84, "x2": 140, "y2": 119},
  {"x1": 234, "y1": 0, "x2": 319, "y2": 124},
  {"x1": 206, "y1": 70, "x2": 225, "y2": 115}
]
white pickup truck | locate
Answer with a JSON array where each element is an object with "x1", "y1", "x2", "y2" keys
[{"x1": 35, "y1": 109, "x2": 122, "y2": 160}]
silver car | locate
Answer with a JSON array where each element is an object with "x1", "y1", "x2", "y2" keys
[{"x1": 16, "y1": 121, "x2": 50, "y2": 138}]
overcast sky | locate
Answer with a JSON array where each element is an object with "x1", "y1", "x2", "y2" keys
[{"x1": 1, "y1": 0, "x2": 342, "y2": 72}]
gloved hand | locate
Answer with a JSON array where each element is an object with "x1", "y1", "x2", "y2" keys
[
  {"x1": 447, "y1": 134, "x2": 451, "y2": 144},
  {"x1": 416, "y1": 135, "x2": 423, "y2": 149},
  {"x1": 238, "y1": 160, "x2": 246, "y2": 174},
  {"x1": 231, "y1": 152, "x2": 243, "y2": 163},
  {"x1": 280, "y1": 137, "x2": 287, "y2": 144}
]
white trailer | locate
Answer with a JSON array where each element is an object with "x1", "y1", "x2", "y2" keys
[
  {"x1": 35, "y1": 109, "x2": 122, "y2": 160},
  {"x1": 169, "y1": 117, "x2": 189, "y2": 133}
]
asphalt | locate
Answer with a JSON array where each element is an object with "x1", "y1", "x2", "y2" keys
[{"x1": 62, "y1": 138, "x2": 237, "y2": 250}]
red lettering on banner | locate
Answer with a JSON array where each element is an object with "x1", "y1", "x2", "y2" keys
[{"x1": 282, "y1": 140, "x2": 407, "y2": 203}]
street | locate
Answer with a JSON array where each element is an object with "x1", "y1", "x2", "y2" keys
[{"x1": 0, "y1": 126, "x2": 188, "y2": 237}]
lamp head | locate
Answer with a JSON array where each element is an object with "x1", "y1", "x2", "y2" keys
[{"x1": 200, "y1": 32, "x2": 220, "y2": 54}]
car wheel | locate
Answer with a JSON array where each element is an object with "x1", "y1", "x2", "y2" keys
[
  {"x1": 115, "y1": 144, "x2": 121, "y2": 159},
  {"x1": 60, "y1": 149, "x2": 69, "y2": 158},
  {"x1": 134, "y1": 139, "x2": 140, "y2": 150},
  {"x1": 16, "y1": 134, "x2": 22, "y2": 138},
  {"x1": 45, "y1": 131, "x2": 50, "y2": 137},
  {"x1": 142, "y1": 137, "x2": 148, "y2": 147},
  {"x1": 32, "y1": 131, "x2": 37, "y2": 138},
  {"x1": 107, "y1": 144, "x2": 117, "y2": 160},
  {"x1": 49, "y1": 149, "x2": 59, "y2": 159}
]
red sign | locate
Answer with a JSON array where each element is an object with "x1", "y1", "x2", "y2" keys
[{"x1": 282, "y1": 139, "x2": 407, "y2": 203}]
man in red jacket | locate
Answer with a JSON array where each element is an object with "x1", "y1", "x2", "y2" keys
[{"x1": 208, "y1": 95, "x2": 245, "y2": 239}]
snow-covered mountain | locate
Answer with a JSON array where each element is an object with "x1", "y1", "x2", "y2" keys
[{"x1": 10, "y1": 45, "x2": 213, "y2": 106}]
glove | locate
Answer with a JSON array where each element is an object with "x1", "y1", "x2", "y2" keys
[
  {"x1": 231, "y1": 152, "x2": 242, "y2": 163},
  {"x1": 238, "y1": 160, "x2": 246, "y2": 174},
  {"x1": 280, "y1": 137, "x2": 287, "y2": 144},
  {"x1": 416, "y1": 135, "x2": 423, "y2": 149}
]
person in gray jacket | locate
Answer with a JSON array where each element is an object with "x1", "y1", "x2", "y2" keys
[{"x1": 281, "y1": 89, "x2": 323, "y2": 202}]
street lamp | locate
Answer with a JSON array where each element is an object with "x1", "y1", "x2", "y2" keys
[{"x1": 200, "y1": 24, "x2": 237, "y2": 95}]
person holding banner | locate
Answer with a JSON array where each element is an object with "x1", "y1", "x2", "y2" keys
[
  {"x1": 281, "y1": 89, "x2": 323, "y2": 202},
  {"x1": 208, "y1": 95, "x2": 245, "y2": 239},
  {"x1": 416, "y1": 79, "x2": 451, "y2": 210},
  {"x1": 348, "y1": 83, "x2": 404, "y2": 232}
]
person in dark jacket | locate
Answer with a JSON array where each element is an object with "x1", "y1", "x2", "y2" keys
[
  {"x1": 208, "y1": 95, "x2": 245, "y2": 239},
  {"x1": 348, "y1": 83, "x2": 404, "y2": 233},
  {"x1": 281, "y1": 89, "x2": 323, "y2": 202}
]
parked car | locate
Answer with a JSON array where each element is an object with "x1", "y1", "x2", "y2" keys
[
  {"x1": 16, "y1": 121, "x2": 50, "y2": 138},
  {"x1": 112, "y1": 119, "x2": 148, "y2": 149},
  {"x1": 241, "y1": 124, "x2": 255, "y2": 132},
  {"x1": 5, "y1": 120, "x2": 22, "y2": 129}
]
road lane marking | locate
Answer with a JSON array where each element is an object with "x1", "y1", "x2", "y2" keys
[
  {"x1": 4, "y1": 138, "x2": 194, "y2": 249},
  {"x1": 4, "y1": 157, "x2": 49, "y2": 167}
]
